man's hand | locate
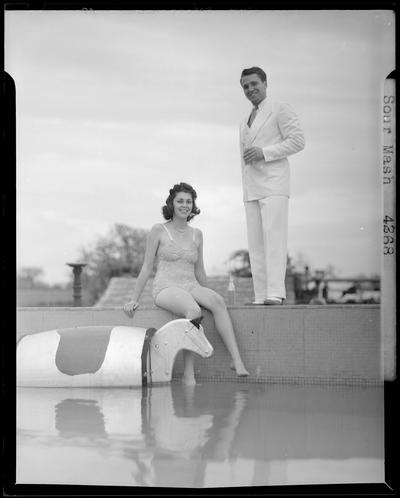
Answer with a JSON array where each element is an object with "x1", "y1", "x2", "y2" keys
[{"x1": 243, "y1": 146, "x2": 264, "y2": 164}]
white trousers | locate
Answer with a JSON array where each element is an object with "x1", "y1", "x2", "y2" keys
[{"x1": 244, "y1": 195, "x2": 289, "y2": 300}]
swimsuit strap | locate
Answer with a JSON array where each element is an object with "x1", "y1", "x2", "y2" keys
[
  {"x1": 162, "y1": 223, "x2": 173, "y2": 241},
  {"x1": 163, "y1": 223, "x2": 196, "y2": 244}
]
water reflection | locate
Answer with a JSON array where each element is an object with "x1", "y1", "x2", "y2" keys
[
  {"x1": 17, "y1": 383, "x2": 384, "y2": 487},
  {"x1": 140, "y1": 384, "x2": 249, "y2": 487},
  {"x1": 55, "y1": 398, "x2": 108, "y2": 439}
]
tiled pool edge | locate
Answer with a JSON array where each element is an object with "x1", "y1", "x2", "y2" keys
[{"x1": 17, "y1": 305, "x2": 388, "y2": 385}]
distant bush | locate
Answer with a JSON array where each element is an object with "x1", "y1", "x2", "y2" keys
[{"x1": 79, "y1": 223, "x2": 150, "y2": 304}]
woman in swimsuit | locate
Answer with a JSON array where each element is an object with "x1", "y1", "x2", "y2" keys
[{"x1": 123, "y1": 182, "x2": 249, "y2": 385}]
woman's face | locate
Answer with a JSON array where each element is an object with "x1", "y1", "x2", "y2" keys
[{"x1": 172, "y1": 191, "x2": 193, "y2": 220}]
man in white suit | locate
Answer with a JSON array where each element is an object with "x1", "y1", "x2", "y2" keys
[{"x1": 239, "y1": 67, "x2": 305, "y2": 305}]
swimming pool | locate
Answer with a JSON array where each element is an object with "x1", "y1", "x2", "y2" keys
[{"x1": 16, "y1": 382, "x2": 384, "y2": 488}]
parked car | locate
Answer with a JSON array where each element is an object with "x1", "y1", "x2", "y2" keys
[{"x1": 337, "y1": 293, "x2": 362, "y2": 304}]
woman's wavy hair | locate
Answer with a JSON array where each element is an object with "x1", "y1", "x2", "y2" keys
[{"x1": 162, "y1": 182, "x2": 200, "y2": 221}]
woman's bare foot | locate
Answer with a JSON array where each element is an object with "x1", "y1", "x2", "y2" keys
[
  {"x1": 230, "y1": 359, "x2": 250, "y2": 377},
  {"x1": 182, "y1": 374, "x2": 196, "y2": 386}
]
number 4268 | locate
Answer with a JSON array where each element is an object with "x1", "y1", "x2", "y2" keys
[{"x1": 383, "y1": 215, "x2": 395, "y2": 255}]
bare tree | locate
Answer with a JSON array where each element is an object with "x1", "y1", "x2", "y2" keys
[{"x1": 78, "y1": 223, "x2": 150, "y2": 303}]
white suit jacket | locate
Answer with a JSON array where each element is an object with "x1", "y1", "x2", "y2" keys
[{"x1": 239, "y1": 99, "x2": 305, "y2": 201}]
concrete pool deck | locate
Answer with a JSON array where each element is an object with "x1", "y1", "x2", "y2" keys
[{"x1": 17, "y1": 304, "x2": 390, "y2": 385}]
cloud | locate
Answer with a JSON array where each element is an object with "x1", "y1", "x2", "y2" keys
[{"x1": 8, "y1": 10, "x2": 393, "y2": 283}]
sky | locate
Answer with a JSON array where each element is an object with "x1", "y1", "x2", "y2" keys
[{"x1": 5, "y1": 10, "x2": 395, "y2": 284}]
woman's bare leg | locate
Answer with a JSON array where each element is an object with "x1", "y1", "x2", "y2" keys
[
  {"x1": 191, "y1": 286, "x2": 249, "y2": 376},
  {"x1": 155, "y1": 287, "x2": 202, "y2": 386}
]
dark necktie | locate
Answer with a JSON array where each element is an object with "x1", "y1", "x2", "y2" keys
[{"x1": 247, "y1": 106, "x2": 258, "y2": 127}]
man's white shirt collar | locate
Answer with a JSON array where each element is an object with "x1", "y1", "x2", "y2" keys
[{"x1": 255, "y1": 97, "x2": 267, "y2": 110}]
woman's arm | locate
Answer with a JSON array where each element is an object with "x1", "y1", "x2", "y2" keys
[
  {"x1": 194, "y1": 229, "x2": 208, "y2": 287},
  {"x1": 123, "y1": 224, "x2": 161, "y2": 315}
]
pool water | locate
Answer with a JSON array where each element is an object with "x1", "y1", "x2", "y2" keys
[{"x1": 16, "y1": 382, "x2": 384, "y2": 488}]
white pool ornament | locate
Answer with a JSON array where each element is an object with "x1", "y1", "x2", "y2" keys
[{"x1": 17, "y1": 317, "x2": 213, "y2": 387}]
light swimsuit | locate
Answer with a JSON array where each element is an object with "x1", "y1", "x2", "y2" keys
[{"x1": 152, "y1": 223, "x2": 201, "y2": 300}]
